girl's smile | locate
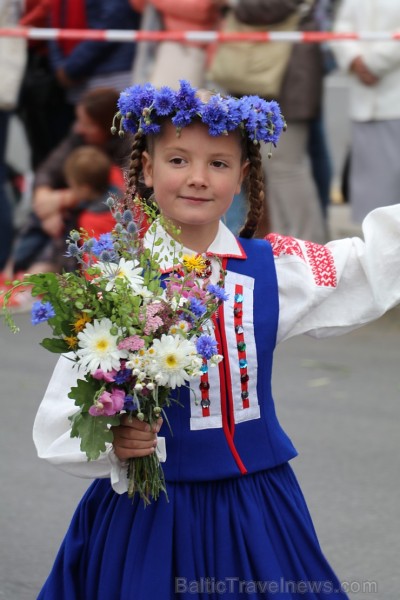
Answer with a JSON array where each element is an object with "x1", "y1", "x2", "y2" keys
[{"x1": 142, "y1": 121, "x2": 249, "y2": 252}]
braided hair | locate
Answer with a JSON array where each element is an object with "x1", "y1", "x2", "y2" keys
[
  {"x1": 126, "y1": 131, "x2": 147, "y2": 200},
  {"x1": 238, "y1": 141, "x2": 270, "y2": 239}
]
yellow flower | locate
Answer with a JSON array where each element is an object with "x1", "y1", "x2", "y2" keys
[
  {"x1": 182, "y1": 254, "x2": 207, "y2": 275},
  {"x1": 64, "y1": 335, "x2": 78, "y2": 349},
  {"x1": 72, "y1": 313, "x2": 91, "y2": 333}
]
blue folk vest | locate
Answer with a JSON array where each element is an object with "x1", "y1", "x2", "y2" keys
[{"x1": 161, "y1": 237, "x2": 297, "y2": 482}]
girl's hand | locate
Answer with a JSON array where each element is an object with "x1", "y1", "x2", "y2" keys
[{"x1": 111, "y1": 415, "x2": 163, "y2": 460}]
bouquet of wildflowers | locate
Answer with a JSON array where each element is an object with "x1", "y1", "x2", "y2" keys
[{"x1": 2, "y1": 197, "x2": 226, "y2": 505}]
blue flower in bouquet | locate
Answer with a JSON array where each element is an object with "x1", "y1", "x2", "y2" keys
[
  {"x1": 31, "y1": 301, "x2": 56, "y2": 325},
  {"x1": 188, "y1": 297, "x2": 207, "y2": 320},
  {"x1": 207, "y1": 284, "x2": 229, "y2": 302},
  {"x1": 114, "y1": 367, "x2": 133, "y2": 385},
  {"x1": 196, "y1": 334, "x2": 218, "y2": 360},
  {"x1": 91, "y1": 233, "x2": 116, "y2": 258},
  {"x1": 124, "y1": 395, "x2": 139, "y2": 412}
]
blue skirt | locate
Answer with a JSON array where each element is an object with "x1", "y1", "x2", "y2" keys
[{"x1": 37, "y1": 464, "x2": 349, "y2": 599}]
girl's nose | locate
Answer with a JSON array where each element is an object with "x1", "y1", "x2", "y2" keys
[{"x1": 187, "y1": 164, "x2": 208, "y2": 188}]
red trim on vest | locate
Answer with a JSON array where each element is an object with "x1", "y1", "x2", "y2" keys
[{"x1": 213, "y1": 302, "x2": 247, "y2": 476}]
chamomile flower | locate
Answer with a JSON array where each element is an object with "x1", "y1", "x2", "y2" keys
[
  {"x1": 76, "y1": 318, "x2": 128, "y2": 373},
  {"x1": 96, "y1": 258, "x2": 144, "y2": 292},
  {"x1": 149, "y1": 334, "x2": 197, "y2": 388}
]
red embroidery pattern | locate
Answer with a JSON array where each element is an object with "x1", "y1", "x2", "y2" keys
[
  {"x1": 266, "y1": 233, "x2": 306, "y2": 261},
  {"x1": 304, "y1": 241, "x2": 337, "y2": 288},
  {"x1": 234, "y1": 285, "x2": 249, "y2": 409}
]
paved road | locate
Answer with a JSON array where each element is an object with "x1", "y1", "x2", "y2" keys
[{"x1": 1, "y1": 308, "x2": 399, "y2": 599}]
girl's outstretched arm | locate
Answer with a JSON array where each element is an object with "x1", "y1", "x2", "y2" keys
[{"x1": 270, "y1": 204, "x2": 400, "y2": 342}]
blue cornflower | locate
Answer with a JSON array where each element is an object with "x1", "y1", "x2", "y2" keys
[
  {"x1": 92, "y1": 233, "x2": 115, "y2": 257},
  {"x1": 124, "y1": 395, "x2": 139, "y2": 412},
  {"x1": 116, "y1": 80, "x2": 285, "y2": 148},
  {"x1": 176, "y1": 79, "x2": 202, "y2": 112},
  {"x1": 31, "y1": 301, "x2": 56, "y2": 325},
  {"x1": 196, "y1": 335, "x2": 218, "y2": 360},
  {"x1": 114, "y1": 368, "x2": 133, "y2": 385},
  {"x1": 141, "y1": 122, "x2": 161, "y2": 136},
  {"x1": 188, "y1": 297, "x2": 207, "y2": 319},
  {"x1": 172, "y1": 110, "x2": 195, "y2": 129},
  {"x1": 154, "y1": 86, "x2": 176, "y2": 115},
  {"x1": 207, "y1": 284, "x2": 229, "y2": 302},
  {"x1": 201, "y1": 96, "x2": 229, "y2": 137}
]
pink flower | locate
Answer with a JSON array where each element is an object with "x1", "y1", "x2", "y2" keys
[
  {"x1": 166, "y1": 273, "x2": 207, "y2": 302},
  {"x1": 89, "y1": 388, "x2": 125, "y2": 416},
  {"x1": 92, "y1": 368, "x2": 117, "y2": 382},
  {"x1": 118, "y1": 336, "x2": 145, "y2": 351},
  {"x1": 143, "y1": 302, "x2": 164, "y2": 335}
]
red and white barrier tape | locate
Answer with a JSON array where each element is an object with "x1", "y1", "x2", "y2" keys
[{"x1": 1, "y1": 27, "x2": 400, "y2": 43}]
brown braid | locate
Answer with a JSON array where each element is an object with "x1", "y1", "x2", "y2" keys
[
  {"x1": 126, "y1": 131, "x2": 147, "y2": 199},
  {"x1": 238, "y1": 142, "x2": 270, "y2": 239}
]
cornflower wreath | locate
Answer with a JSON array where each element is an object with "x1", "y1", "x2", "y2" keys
[{"x1": 112, "y1": 79, "x2": 286, "y2": 155}]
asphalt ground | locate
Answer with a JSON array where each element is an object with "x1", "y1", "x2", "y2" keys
[{"x1": 1, "y1": 307, "x2": 399, "y2": 599}]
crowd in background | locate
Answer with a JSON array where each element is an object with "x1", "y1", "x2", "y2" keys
[{"x1": 1, "y1": 0, "x2": 400, "y2": 309}]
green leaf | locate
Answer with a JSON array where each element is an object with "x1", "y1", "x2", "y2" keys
[
  {"x1": 69, "y1": 412, "x2": 120, "y2": 460},
  {"x1": 40, "y1": 337, "x2": 69, "y2": 353},
  {"x1": 68, "y1": 376, "x2": 102, "y2": 410}
]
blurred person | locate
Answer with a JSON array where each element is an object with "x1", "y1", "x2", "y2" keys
[
  {"x1": 307, "y1": 0, "x2": 340, "y2": 220},
  {"x1": 0, "y1": 111, "x2": 14, "y2": 273},
  {"x1": 0, "y1": 0, "x2": 26, "y2": 273},
  {"x1": 215, "y1": 0, "x2": 327, "y2": 243},
  {"x1": 18, "y1": 0, "x2": 75, "y2": 169},
  {"x1": 2, "y1": 87, "x2": 130, "y2": 282},
  {"x1": 332, "y1": 0, "x2": 400, "y2": 223},
  {"x1": 52, "y1": 146, "x2": 120, "y2": 272},
  {"x1": 48, "y1": 0, "x2": 140, "y2": 106},
  {"x1": 130, "y1": 0, "x2": 220, "y2": 87}
]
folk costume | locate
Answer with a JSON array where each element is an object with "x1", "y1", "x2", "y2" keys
[{"x1": 34, "y1": 205, "x2": 400, "y2": 600}]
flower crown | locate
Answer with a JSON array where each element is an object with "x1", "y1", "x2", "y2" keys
[{"x1": 112, "y1": 80, "x2": 285, "y2": 149}]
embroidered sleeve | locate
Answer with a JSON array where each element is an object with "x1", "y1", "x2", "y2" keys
[
  {"x1": 267, "y1": 234, "x2": 337, "y2": 288},
  {"x1": 266, "y1": 205, "x2": 400, "y2": 342}
]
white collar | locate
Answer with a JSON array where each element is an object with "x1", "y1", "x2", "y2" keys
[{"x1": 143, "y1": 219, "x2": 247, "y2": 272}]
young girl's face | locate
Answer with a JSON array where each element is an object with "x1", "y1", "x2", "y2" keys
[{"x1": 142, "y1": 121, "x2": 248, "y2": 247}]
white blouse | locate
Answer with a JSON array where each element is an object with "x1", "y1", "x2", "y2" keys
[{"x1": 33, "y1": 205, "x2": 400, "y2": 492}]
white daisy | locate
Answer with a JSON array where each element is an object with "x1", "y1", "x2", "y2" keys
[
  {"x1": 96, "y1": 258, "x2": 144, "y2": 293},
  {"x1": 76, "y1": 318, "x2": 127, "y2": 373},
  {"x1": 149, "y1": 334, "x2": 197, "y2": 389}
]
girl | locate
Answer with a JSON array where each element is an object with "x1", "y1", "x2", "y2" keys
[{"x1": 34, "y1": 81, "x2": 400, "y2": 599}]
